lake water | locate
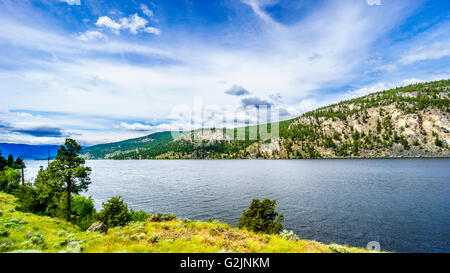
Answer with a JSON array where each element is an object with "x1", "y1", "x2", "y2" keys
[{"x1": 24, "y1": 159, "x2": 450, "y2": 253}]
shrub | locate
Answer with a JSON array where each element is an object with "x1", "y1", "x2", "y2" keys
[
  {"x1": 279, "y1": 229, "x2": 299, "y2": 241},
  {"x1": 147, "y1": 234, "x2": 159, "y2": 243},
  {"x1": 0, "y1": 238, "x2": 14, "y2": 251},
  {"x1": 400, "y1": 136, "x2": 409, "y2": 150},
  {"x1": 162, "y1": 213, "x2": 176, "y2": 221},
  {"x1": 14, "y1": 184, "x2": 48, "y2": 214},
  {"x1": 209, "y1": 228, "x2": 219, "y2": 236},
  {"x1": 329, "y1": 244, "x2": 350, "y2": 253},
  {"x1": 0, "y1": 229, "x2": 9, "y2": 237},
  {"x1": 435, "y1": 136, "x2": 443, "y2": 147},
  {"x1": 29, "y1": 234, "x2": 45, "y2": 245},
  {"x1": 237, "y1": 198, "x2": 284, "y2": 234},
  {"x1": 0, "y1": 167, "x2": 20, "y2": 194},
  {"x1": 96, "y1": 196, "x2": 131, "y2": 227},
  {"x1": 70, "y1": 195, "x2": 96, "y2": 230},
  {"x1": 148, "y1": 214, "x2": 161, "y2": 222},
  {"x1": 148, "y1": 213, "x2": 176, "y2": 222},
  {"x1": 130, "y1": 209, "x2": 149, "y2": 222}
]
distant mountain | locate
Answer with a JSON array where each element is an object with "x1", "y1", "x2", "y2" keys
[
  {"x1": 81, "y1": 80, "x2": 450, "y2": 159},
  {"x1": 0, "y1": 143, "x2": 60, "y2": 160},
  {"x1": 80, "y1": 131, "x2": 174, "y2": 159}
]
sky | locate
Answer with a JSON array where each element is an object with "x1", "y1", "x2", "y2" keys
[{"x1": 0, "y1": 0, "x2": 449, "y2": 145}]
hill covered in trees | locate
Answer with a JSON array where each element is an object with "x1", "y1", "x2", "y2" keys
[
  {"x1": 0, "y1": 144, "x2": 59, "y2": 160},
  {"x1": 81, "y1": 80, "x2": 450, "y2": 159}
]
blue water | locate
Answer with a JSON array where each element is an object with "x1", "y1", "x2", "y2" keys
[{"x1": 24, "y1": 159, "x2": 450, "y2": 253}]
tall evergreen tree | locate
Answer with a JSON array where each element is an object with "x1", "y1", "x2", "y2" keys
[
  {"x1": 15, "y1": 157, "x2": 25, "y2": 185},
  {"x1": 0, "y1": 150, "x2": 6, "y2": 171},
  {"x1": 50, "y1": 138, "x2": 91, "y2": 220},
  {"x1": 7, "y1": 154, "x2": 14, "y2": 167}
]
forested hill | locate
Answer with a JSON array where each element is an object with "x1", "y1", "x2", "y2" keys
[
  {"x1": 81, "y1": 80, "x2": 450, "y2": 159},
  {"x1": 0, "y1": 143, "x2": 60, "y2": 160}
]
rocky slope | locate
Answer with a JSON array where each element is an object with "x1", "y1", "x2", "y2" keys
[{"x1": 81, "y1": 80, "x2": 449, "y2": 159}]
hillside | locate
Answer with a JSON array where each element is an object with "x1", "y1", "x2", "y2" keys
[
  {"x1": 80, "y1": 131, "x2": 175, "y2": 159},
  {"x1": 0, "y1": 192, "x2": 372, "y2": 253},
  {"x1": 81, "y1": 80, "x2": 450, "y2": 159},
  {"x1": 0, "y1": 144, "x2": 60, "y2": 160}
]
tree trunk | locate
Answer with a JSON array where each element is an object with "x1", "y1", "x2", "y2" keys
[
  {"x1": 67, "y1": 176, "x2": 71, "y2": 221},
  {"x1": 21, "y1": 163, "x2": 24, "y2": 186}
]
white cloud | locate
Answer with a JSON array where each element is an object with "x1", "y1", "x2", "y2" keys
[
  {"x1": 60, "y1": 0, "x2": 81, "y2": 6},
  {"x1": 119, "y1": 14, "x2": 148, "y2": 35},
  {"x1": 400, "y1": 39, "x2": 450, "y2": 65},
  {"x1": 143, "y1": 27, "x2": 161, "y2": 35},
  {"x1": 140, "y1": 4, "x2": 155, "y2": 19},
  {"x1": 366, "y1": 0, "x2": 381, "y2": 6},
  {"x1": 76, "y1": 30, "x2": 107, "y2": 42},
  {"x1": 0, "y1": 18, "x2": 170, "y2": 58},
  {"x1": 115, "y1": 122, "x2": 153, "y2": 131},
  {"x1": 343, "y1": 79, "x2": 420, "y2": 100},
  {"x1": 342, "y1": 76, "x2": 450, "y2": 100},
  {"x1": 96, "y1": 14, "x2": 160, "y2": 35},
  {"x1": 241, "y1": 0, "x2": 280, "y2": 26},
  {"x1": 96, "y1": 16, "x2": 122, "y2": 34},
  {"x1": 375, "y1": 22, "x2": 450, "y2": 71}
]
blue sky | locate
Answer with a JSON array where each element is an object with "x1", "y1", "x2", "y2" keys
[{"x1": 0, "y1": 0, "x2": 449, "y2": 145}]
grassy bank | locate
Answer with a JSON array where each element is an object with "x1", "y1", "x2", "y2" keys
[{"x1": 0, "y1": 192, "x2": 374, "y2": 253}]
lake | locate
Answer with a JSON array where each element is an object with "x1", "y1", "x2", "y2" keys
[{"x1": 24, "y1": 159, "x2": 450, "y2": 253}]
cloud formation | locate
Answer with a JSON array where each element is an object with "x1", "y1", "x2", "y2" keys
[
  {"x1": 0, "y1": 119, "x2": 67, "y2": 138},
  {"x1": 225, "y1": 85, "x2": 251, "y2": 96},
  {"x1": 241, "y1": 97, "x2": 273, "y2": 108},
  {"x1": 400, "y1": 39, "x2": 450, "y2": 65},
  {"x1": 13, "y1": 126, "x2": 67, "y2": 137},
  {"x1": 115, "y1": 122, "x2": 153, "y2": 131},
  {"x1": 76, "y1": 30, "x2": 107, "y2": 42},
  {"x1": 96, "y1": 13, "x2": 160, "y2": 35},
  {"x1": 241, "y1": 0, "x2": 280, "y2": 25},
  {"x1": 140, "y1": 4, "x2": 155, "y2": 20},
  {"x1": 366, "y1": 0, "x2": 381, "y2": 6},
  {"x1": 60, "y1": 0, "x2": 81, "y2": 6}
]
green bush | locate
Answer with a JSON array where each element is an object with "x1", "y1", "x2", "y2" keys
[
  {"x1": 329, "y1": 244, "x2": 350, "y2": 253},
  {"x1": 147, "y1": 213, "x2": 177, "y2": 222},
  {"x1": 279, "y1": 229, "x2": 299, "y2": 241},
  {"x1": 435, "y1": 136, "x2": 443, "y2": 147},
  {"x1": 96, "y1": 196, "x2": 131, "y2": 227},
  {"x1": 147, "y1": 234, "x2": 159, "y2": 243},
  {"x1": 70, "y1": 195, "x2": 96, "y2": 230},
  {"x1": 161, "y1": 213, "x2": 176, "y2": 221},
  {"x1": 130, "y1": 209, "x2": 149, "y2": 222},
  {"x1": 29, "y1": 233, "x2": 45, "y2": 245},
  {"x1": 0, "y1": 167, "x2": 20, "y2": 194},
  {"x1": 400, "y1": 136, "x2": 409, "y2": 150},
  {"x1": 0, "y1": 238, "x2": 14, "y2": 251},
  {"x1": 237, "y1": 198, "x2": 284, "y2": 234},
  {"x1": 14, "y1": 184, "x2": 48, "y2": 214},
  {"x1": 0, "y1": 229, "x2": 9, "y2": 237}
]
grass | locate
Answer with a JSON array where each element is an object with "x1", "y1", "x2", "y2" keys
[{"x1": 0, "y1": 192, "x2": 376, "y2": 253}]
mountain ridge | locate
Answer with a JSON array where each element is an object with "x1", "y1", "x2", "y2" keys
[
  {"x1": 81, "y1": 80, "x2": 450, "y2": 159},
  {"x1": 0, "y1": 143, "x2": 60, "y2": 160}
]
